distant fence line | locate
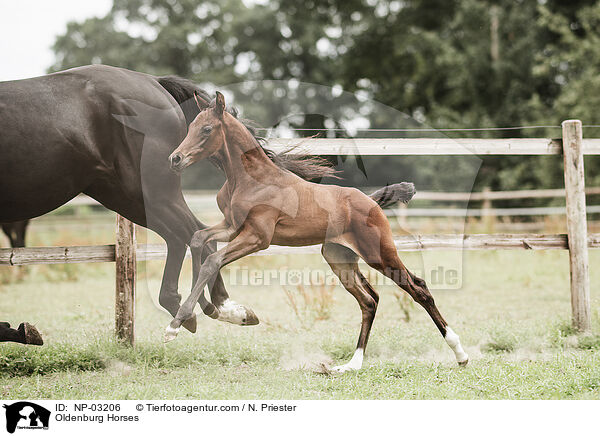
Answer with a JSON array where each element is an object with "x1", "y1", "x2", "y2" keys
[
  {"x1": 64, "y1": 186, "x2": 600, "y2": 206},
  {"x1": 55, "y1": 186, "x2": 600, "y2": 221},
  {"x1": 397, "y1": 206, "x2": 600, "y2": 217}
]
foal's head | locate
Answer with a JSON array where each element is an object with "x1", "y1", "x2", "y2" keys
[{"x1": 169, "y1": 91, "x2": 229, "y2": 172}]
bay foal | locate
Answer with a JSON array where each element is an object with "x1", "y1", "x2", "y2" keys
[{"x1": 166, "y1": 92, "x2": 468, "y2": 372}]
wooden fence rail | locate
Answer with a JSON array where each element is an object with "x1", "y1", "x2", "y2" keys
[
  {"x1": 2, "y1": 122, "x2": 595, "y2": 342},
  {"x1": 268, "y1": 137, "x2": 600, "y2": 155},
  {"x1": 2, "y1": 233, "x2": 600, "y2": 266}
]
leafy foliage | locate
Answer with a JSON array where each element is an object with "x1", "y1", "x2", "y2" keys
[{"x1": 49, "y1": 0, "x2": 600, "y2": 192}]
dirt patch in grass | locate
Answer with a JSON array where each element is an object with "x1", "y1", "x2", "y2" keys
[
  {"x1": 482, "y1": 332, "x2": 517, "y2": 354},
  {"x1": 279, "y1": 345, "x2": 333, "y2": 371}
]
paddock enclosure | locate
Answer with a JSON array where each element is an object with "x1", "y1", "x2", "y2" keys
[{"x1": 1, "y1": 120, "x2": 597, "y2": 346}]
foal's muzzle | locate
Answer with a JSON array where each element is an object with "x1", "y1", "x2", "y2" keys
[{"x1": 169, "y1": 152, "x2": 184, "y2": 172}]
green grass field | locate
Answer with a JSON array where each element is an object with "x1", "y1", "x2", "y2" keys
[{"x1": 1, "y1": 220, "x2": 600, "y2": 399}]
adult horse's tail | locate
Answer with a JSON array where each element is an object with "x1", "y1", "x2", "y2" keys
[
  {"x1": 369, "y1": 182, "x2": 416, "y2": 208},
  {"x1": 156, "y1": 76, "x2": 337, "y2": 181}
]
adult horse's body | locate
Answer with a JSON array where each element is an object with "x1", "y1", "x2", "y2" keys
[{"x1": 0, "y1": 65, "x2": 274, "y2": 329}]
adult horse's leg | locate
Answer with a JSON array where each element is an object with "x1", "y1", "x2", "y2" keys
[
  {"x1": 0, "y1": 322, "x2": 43, "y2": 345},
  {"x1": 321, "y1": 243, "x2": 378, "y2": 373},
  {"x1": 85, "y1": 187, "x2": 198, "y2": 331},
  {"x1": 149, "y1": 202, "x2": 258, "y2": 326},
  {"x1": 87, "y1": 180, "x2": 256, "y2": 330},
  {"x1": 0, "y1": 322, "x2": 24, "y2": 343},
  {"x1": 158, "y1": 238, "x2": 199, "y2": 332},
  {"x1": 14, "y1": 221, "x2": 28, "y2": 248},
  {"x1": 154, "y1": 228, "x2": 219, "y2": 332},
  {"x1": 1, "y1": 221, "x2": 28, "y2": 248},
  {"x1": 133, "y1": 216, "x2": 217, "y2": 332},
  {"x1": 2, "y1": 221, "x2": 29, "y2": 280}
]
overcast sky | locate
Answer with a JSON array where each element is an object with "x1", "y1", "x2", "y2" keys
[{"x1": 0, "y1": 0, "x2": 112, "y2": 81}]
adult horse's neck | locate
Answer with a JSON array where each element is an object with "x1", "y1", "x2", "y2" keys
[{"x1": 214, "y1": 114, "x2": 282, "y2": 186}]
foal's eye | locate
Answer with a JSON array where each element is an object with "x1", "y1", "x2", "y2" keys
[{"x1": 202, "y1": 126, "x2": 213, "y2": 135}]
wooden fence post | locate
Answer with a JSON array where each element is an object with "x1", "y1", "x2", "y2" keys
[
  {"x1": 115, "y1": 215, "x2": 136, "y2": 345},
  {"x1": 562, "y1": 120, "x2": 591, "y2": 332}
]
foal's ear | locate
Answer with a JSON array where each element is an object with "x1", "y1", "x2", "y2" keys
[
  {"x1": 214, "y1": 91, "x2": 225, "y2": 118},
  {"x1": 193, "y1": 91, "x2": 209, "y2": 110}
]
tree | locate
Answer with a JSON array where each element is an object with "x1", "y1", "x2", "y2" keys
[{"x1": 49, "y1": 0, "x2": 600, "y2": 193}]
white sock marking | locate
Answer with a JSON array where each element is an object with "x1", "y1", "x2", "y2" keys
[
  {"x1": 332, "y1": 348, "x2": 364, "y2": 373},
  {"x1": 217, "y1": 299, "x2": 247, "y2": 325},
  {"x1": 445, "y1": 326, "x2": 468, "y2": 364},
  {"x1": 164, "y1": 325, "x2": 180, "y2": 342}
]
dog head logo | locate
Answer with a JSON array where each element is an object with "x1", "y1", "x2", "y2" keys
[{"x1": 3, "y1": 402, "x2": 50, "y2": 433}]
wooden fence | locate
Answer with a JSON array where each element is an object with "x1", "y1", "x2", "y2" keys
[{"x1": 1, "y1": 120, "x2": 597, "y2": 344}]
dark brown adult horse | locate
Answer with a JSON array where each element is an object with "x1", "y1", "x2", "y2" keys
[
  {"x1": 0, "y1": 65, "x2": 330, "y2": 331},
  {"x1": 165, "y1": 92, "x2": 468, "y2": 372}
]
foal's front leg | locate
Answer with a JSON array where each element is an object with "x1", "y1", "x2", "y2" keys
[
  {"x1": 189, "y1": 223, "x2": 259, "y2": 326},
  {"x1": 165, "y1": 227, "x2": 269, "y2": 341},
  {"x1": 189, "y1": 221, "x2": 235, "y2": 313},
  {"x1": 190, "y1": 220, "x2": 233, "y2": 257}
]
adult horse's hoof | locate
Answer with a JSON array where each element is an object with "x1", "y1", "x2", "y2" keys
[
  {"x1": 19, "y1": 323, "x2": 43, "y2": 346},
  {"x1": 164, "y1": 325, "x2": 180, "y2": 343},
  {"x1": 216, "y1": 300, "x2": 259, "y2": 326},
  {"x1": 182, "y1": 315, "x2": 197, "y2": 333}
]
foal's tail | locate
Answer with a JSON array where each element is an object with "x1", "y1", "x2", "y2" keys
[{"x1": 369, "y1": 182, "x2": 416, "y2": 208}]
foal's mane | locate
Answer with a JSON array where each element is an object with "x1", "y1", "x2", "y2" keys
[{"x1": 157, "y1": 75, "x2": 337, "y2": 181}]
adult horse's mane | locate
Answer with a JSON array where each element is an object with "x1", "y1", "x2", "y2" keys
[{"x1": 157, "y1": 76, "x2": 337, "y2": 181}]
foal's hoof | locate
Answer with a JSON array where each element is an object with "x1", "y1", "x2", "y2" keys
[
  {"x1": 458, "y1": 357, "x2": 469, "y2": 367},
  {"x1": 216, "y1": 300, "x2": 259, "y2": 326},
  {"x1": 242, "y1": 307, "x2": 260, "y2": 326},
  {"x1": 331, "y1": 364, "x2": 358, "y2": 374},
  {"x1": 163, "y1": 325, "x2": 180, "y2": 343},
  {"x1": 20, "y1": 323, "x2": 43, "y2": 346},
  {"x1": 182, "y1": 315, "x2": 197, "y2": 333}
]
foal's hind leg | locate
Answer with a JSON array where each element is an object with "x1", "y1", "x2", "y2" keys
[
  {"x1": 372, "y1": 247, "x2": 468, "y2": 366},
  {"x1": 405, "y1": 269, "x2": 468, "y2": 365},
  {"x1": 348, "y1": 211, "x2": 468, "y2": 366},
  {"x1": 322, "y1": 243, "x2": 379, "y2": 373}
]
